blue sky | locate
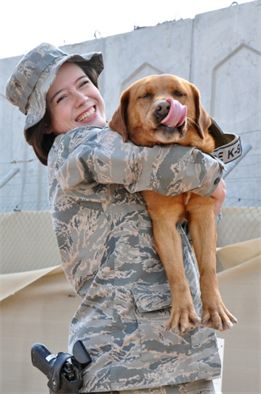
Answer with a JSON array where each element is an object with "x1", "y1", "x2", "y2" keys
[{"x1": 0, "y1": 0, "x2": 254, "y2": 59}]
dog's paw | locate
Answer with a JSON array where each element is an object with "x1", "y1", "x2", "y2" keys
[
  {"x1": 166, "y1": 305, "x2": 201, "y2": 334},
  {"x1": 201, "y1": 300, "x2": 238, "y2": 331}
]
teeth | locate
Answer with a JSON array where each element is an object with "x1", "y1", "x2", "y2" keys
[{"x1": 78, "y1": 107, "x2": 95, "y2": 121}]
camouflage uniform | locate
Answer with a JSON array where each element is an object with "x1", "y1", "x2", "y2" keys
[{"x1": 48, "y1": 125, "x2": 223, "y2": 393}]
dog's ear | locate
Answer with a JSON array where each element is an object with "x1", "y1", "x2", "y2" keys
[
  {"x1": 191, "y1": 83, "x2": 211, "y2": 139},
  {"x1": 109, "y1": 90, "x2": 130, "y2": 141}
]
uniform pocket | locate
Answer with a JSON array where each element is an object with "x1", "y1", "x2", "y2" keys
[
  {"x1": 132, "y1": 283, "x2": 171, "y2": 314},
  {"x1": 131, "y1": 283, "x2": 191, "y2": 348}
]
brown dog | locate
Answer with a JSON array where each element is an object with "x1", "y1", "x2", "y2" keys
[{"x1": 109, "y1": 74, "x2": 237, "y2": 333}]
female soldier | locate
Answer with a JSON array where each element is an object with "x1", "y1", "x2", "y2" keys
[{"x1": 6, "y1": 43, "x2": 226, "y2": 393}]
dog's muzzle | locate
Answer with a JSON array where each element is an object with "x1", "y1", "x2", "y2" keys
[{"x1": 154, "y1": 98, "x2": 187, "y2": 128}]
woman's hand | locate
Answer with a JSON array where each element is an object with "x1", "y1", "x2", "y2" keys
[{"x1": 211, "y1": 178, "x2": 226, "y2": 215}]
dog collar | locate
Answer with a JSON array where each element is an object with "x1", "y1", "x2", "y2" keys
[{"x1": 210, "y1": 118, "x2": 242, "y2": 164}]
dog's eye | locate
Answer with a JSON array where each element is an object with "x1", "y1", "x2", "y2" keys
[
  {"x1": 173, "y1": 90, "x2": 185, "y2": 97},
  {"x1": 138, "y1": 92, "x2": 153, "y2": 99}
]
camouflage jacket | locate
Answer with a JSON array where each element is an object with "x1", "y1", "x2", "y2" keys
[{"x1": 48, "y1": 126, "x2": 223, "y2": 392}]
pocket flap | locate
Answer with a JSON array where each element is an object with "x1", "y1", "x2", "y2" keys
[{"x1": 132, "y1": 283, "x2": 171, "y2": 313}]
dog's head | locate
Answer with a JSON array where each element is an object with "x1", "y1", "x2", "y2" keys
[{"x1": 109, "y1": 74, "x2": 214, "y2": 151}]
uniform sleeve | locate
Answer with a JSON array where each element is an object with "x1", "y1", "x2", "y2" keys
[{"x1": 54, "y1": 127, "x2": 223, "y2": 197}]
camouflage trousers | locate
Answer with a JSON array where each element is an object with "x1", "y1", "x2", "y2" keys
[{"x1": 88, "y1": 380, "x2": 216, "y2": 394}]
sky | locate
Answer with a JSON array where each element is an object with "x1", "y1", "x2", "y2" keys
[{"x1": 0, "y1": 0, "x2": 254, "y2": 59}]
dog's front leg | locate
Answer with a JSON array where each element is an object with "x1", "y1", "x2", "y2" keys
[
  {"x1": 187, "y1": 194, "x2": 237, "y2": 331},
  {"x1": 142, "y1": 191, "x2": 200, "y2": 333}
]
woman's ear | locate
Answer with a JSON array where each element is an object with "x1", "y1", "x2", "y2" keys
[
  {"x1": 44, "y1": 125, "x2": 53, "y2": 134},
  {"x1": 109, "y1": 90, "x2": 130, "y2": 141},
  {"x1": 42, "y1": 110, "x2": 53, "y2": 134},
  {"x1": 191, "y1": 83, "x2": 211, "y2": 139}
]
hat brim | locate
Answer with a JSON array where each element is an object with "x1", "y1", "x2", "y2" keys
[{"x1": 24, "y1": 51, "x2": 103, "y2": 135}]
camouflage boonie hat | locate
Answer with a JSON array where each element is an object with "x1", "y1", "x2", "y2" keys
[{"x1": 5, "y1": 42, "x2": 104, "y2": 137}]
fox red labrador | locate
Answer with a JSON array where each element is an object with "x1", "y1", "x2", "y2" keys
[{"x1": 109, "y1": 74, "x2": 237, "y2": 333}]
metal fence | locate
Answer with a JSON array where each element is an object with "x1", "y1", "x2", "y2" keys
[{"x1": 1, "y1": 206, "x2": 260, "y2": 277}]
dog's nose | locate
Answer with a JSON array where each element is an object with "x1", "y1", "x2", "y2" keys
[{"x1": 155, "y1": 100, "x2": 170, "y2": 120}]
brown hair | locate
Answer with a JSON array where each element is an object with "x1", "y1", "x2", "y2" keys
[
  {"x1": 25, "y1": 111, "x2": 55, "y2": 165},
  {"x1": 26, "y1": 64, "x2": 100, "y2": 166}
]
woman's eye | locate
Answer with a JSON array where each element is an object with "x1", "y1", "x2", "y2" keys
[
  {"x1": 56, "y1": 95, "x2": 66, "y2": 104},
  {"x1": 79, "y1": 79, "x2": 90, "y2": 88}
]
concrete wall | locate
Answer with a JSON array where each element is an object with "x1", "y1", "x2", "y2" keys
[{"x1": 0, "y1": 0, "x2": 260, "y2": 212}]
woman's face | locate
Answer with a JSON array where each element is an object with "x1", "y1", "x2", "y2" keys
[{"x1": 46, "y1": 62, "x2": 106, "y2": 134}]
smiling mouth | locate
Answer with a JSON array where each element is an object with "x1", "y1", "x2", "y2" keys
[{"x1": 77, "y1": 106, "x2": 96, "y2": 122}]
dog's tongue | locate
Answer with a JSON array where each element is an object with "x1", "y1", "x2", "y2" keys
[{"x1": 161, "y1": 99, "x2": 187, "y2": 127}]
